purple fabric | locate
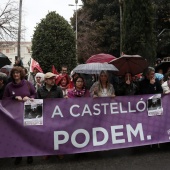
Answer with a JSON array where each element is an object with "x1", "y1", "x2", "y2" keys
[
  {"x1": 3, "y1": 79, "x2": 36, "y2": 99},
  {"x1": 67, "y1": 88, "x2": 90, "y2": 98},
  {"x1": 0, "y1": 94, "x2": 170, "y2": 158}
]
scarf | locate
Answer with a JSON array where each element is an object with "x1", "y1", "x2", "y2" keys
[{"x1": 72, "y1": 87, "x2": 86, "y2": 97}]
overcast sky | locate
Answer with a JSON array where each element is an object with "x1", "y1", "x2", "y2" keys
[{"x1": 1, "y1": 0, "x2": 83, "y2": 41}]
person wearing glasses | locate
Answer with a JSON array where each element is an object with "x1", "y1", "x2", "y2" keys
[
  {"x1": 37, "y1": 72, "x2": 63, "y2": 99},
  {"x1": 60, "y1": 65, "x2": 68, "y2": 76},
  {"x1": 67, "y1": 76, "x2": 90, "y2": 98}
]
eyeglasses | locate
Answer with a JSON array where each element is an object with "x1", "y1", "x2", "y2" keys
[
  {"x1": 13, "y1": 71, "x2": 20, "y2": 74},
  {"x1": 76, "y1": 81, "x2": 83, "y2": 83}
]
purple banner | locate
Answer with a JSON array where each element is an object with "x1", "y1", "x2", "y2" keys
[{"x1": 0, "y1": 94, "x2": 170, "y2": 158}]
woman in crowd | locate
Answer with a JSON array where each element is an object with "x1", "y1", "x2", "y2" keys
[
  {"x1": 35, "y1": 72, "x2": 44, "y2": 92},
  {"x1": 56, "y1": 74, "x2": 70, "y2": 98},
  {"x1": 119, "y1": 72, "x2": 139, "y2": 96},
  {"x1": 67, "y1": 75, "x2": 90, "y2": 98},
  {"x1": 68, "y1": 71, "x2": 80, "y2": 89},
  {"x1": 3, "y1": 66, "x2": 36, "y2": 165},
  {"x1": 162, "y1": 72, "x2": 170, "y2": 94},
  {"x1": 90, "y1": 70, "x2": 115, "y2": 98}
]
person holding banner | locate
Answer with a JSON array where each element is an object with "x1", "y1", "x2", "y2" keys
[
  {"x1": 3, "y1": 66, "x2": 36, "y2": 101},
  {"x1": 119, "y1": 72, "x2": 139, "y2": 95},
  {"x1": 3, "y1": 66, "x2": 36, "y2": 165},
  {"x1": 139, "y1": 67, "x2": 163, "y2": 94},
  {"x1": 67, "y1": 76, "x2": 90, "y2": 98},
  {"x1": 162, "y1": 72, "x2": 170, "y2": 94},
  {"x1": 37, "y1": 72, "x2": 63, "y2": 99},
  {"x1": 90, "y1": 70, "x2": 115, "y2": 98},
  {"x1": 37, "y1": 72, "x2": 63, "y2": 160}
]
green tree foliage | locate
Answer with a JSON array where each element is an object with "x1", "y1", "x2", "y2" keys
[
  {"x1": 152, "y1": 0, "x2": 170, "y2": 33},
  {"x1": 71, "y1": 0, "x2": 120, "y2": 63},
  {"x1": 122, "y1": 0, "x2": 157, "y2": 65},
  {"x1": 31, "y1": 11, "x2": 76, "y2": 73},
  {"x1": 152, "y1": 0, "x2": 170, "y2": 58}
]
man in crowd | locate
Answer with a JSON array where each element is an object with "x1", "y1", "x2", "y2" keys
[
  {"x1": 36, "y1": 72, "x2": 63, "y2": 159},
  {"x1": 60, "y1": 65, "x2": 68, "y2": 76},
  {"x1": 37, "y1": 72, "x2": 63, "y2": 99},
  {"x1": 139, "y1": 67, "x2": 163, "y2": 94}
]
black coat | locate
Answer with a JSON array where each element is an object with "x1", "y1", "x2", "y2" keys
[
  {"x1": 37, "y1": 84, "x2": 63, "y2": 99},
  {"x1": 139, "y1": 78, "x2": 163, "y2": 94}
]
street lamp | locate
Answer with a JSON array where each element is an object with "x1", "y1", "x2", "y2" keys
[
  {"x1": 69, "y1": 0, "x2": 82, "y2": 61},
  {"x1": 119, "y1": 0, "x2": 123, "y2": 56},
  {"x1": 17, "y1": 0, "x2": 23, "y2": 60}
]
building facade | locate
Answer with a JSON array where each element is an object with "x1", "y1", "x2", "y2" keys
[{"x1": 0, "y1": 41, "x2": 32, "y2": 69}]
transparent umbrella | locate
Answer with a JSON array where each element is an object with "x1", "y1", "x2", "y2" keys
[{"x1": 73, "y1": 63, "x2": 119, "y2": 74}]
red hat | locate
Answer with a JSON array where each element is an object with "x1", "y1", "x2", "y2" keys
[{"x1": 56, "y1": 74, "x2": 70, "y2": 85}]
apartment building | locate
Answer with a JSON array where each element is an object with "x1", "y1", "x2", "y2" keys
[{"x1": 0, "y1": 41, "x2": 32, "y2": 69}]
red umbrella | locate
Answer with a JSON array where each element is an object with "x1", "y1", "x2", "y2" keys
[{"x1": 86, "y1": 53, "x2": 116, "y2": 63}]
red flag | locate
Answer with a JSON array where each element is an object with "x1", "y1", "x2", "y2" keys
[
  {"x1": 52, "y1": 65, "x2": 59, "y2": 75},
  {"x1": 29, "y1": 58, "x2": 43, "y2": 73}
]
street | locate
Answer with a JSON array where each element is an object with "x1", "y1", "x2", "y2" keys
[{"x1": 0, "y1": 143, "x2": 170, "y2": 170}]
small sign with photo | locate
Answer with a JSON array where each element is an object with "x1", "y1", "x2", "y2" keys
[
  {"x1": 24, "y1": 99, "x2": 43, "y2": 126},
  {"x1": 147, "y1": 98, "x2": 163, "y2": 116}
]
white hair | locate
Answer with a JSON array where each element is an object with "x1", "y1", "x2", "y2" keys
[{"x1": 35, "y1": 72, "x2": 44, "y2": 83}]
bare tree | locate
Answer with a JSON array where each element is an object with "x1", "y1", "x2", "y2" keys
[
  {"x1": 0, "y1": 0, "x2": 19, "y2": 41},
  {"x1": 77, "y1": 11, "x2": 100, "y2": 63}
]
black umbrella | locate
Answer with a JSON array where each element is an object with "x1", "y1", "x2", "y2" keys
[
  {"x1": 155, "y1": 62, "x2": 170, "y2": 74},
  {"x1": 0, "y1": 52, "x2": 11, "y2": 68},
  {"x1": 109, "y1": 55, "x2": 149, "y2": 76}
]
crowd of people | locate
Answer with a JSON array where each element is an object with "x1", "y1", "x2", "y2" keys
[{"x1": 0, "y1": 59, "x2": 170, "y2": 165}]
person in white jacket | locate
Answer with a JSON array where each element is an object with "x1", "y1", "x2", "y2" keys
[{"x1": 162, "y1": 72, "x2": 170, "y2": 94}]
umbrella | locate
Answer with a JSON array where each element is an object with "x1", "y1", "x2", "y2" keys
[
  {"x1": 73, "y1": 63, "x2": 119, "y2": 74},
  {"x1": 109, "y1": 55, "x2": 149, "y2": 76},
  {"x1": 155, "y1": 73, "x2": 164, "y2": 81},
  {"x1": 86, "y1": 53, "x2": 116, "y2": 63},
  {"x1": 155, "y1": 62, "x2": 170, "y2": 74},
  {"x1": 1, "y1": 65, "x2": 13, "y2": 71},
  {"x1": 0, "y1": 52, "x2": 11, "y2": 68}
]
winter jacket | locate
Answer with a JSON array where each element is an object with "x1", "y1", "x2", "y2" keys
[
  {"x1": 139, "y1": 78, "x2": 163, "y2": 94},
  {"x1": 3, "y1": 79, "x2": 36, "y2": 99},
  {"x1": 37, "y1": 84, "x2": 63, "y2": 99}
]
